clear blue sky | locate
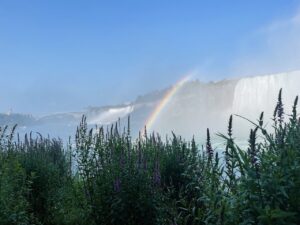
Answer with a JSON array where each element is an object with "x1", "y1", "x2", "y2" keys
[{"x1": 0, "y1": 0, "x2": 299, "y2": 115}]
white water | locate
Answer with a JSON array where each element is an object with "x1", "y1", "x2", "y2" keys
[
  {"x1": 88, "y1": 106, "x2": 134, "y2": 125},
  {"x1": 232, "y1": 71, "x2": 300, "y2": 121},
  {"x1": 149, "y1": 70, "x2": 300, "y2": 139}
]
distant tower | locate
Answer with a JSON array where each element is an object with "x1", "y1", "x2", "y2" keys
[{"x1": 7, "y1": 108, "x2": 13, "y2": 116}]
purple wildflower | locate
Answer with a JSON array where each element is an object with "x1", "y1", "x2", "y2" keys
[{"x1": 113, "y1": 177, "x2": 121, "y2": 192}]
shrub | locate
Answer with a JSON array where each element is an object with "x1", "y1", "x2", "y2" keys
[{"x1": 0, "y1": 90, "x2": 300, "y2": 225}]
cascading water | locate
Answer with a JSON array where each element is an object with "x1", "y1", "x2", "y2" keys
[
  {"x1": 232, "y1": 71, "x2": 300, "y2": 121},
  {"x1": 152, "y1": 71, "x2": 300, "y2": 139}
]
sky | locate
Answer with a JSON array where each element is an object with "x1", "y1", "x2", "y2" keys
[{"x1": 0, "y1": 0, "x2": 300, "y2": 115}]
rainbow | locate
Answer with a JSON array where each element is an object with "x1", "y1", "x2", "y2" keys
[{"x1": 143, "y1": 73, "x2": 193, "y2": 131}]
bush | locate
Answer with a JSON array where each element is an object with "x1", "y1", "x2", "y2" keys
[{"x1": 0, "y1": 89, "x2": 300, "y2": 225}]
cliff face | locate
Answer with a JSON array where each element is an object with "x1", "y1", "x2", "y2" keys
[{"x1": 1, "y1": 71, "x2": 299, "y2": 140}]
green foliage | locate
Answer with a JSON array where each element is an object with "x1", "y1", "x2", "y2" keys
[
  {"x1": 0, "y1": 126, "x2": 31, "y2": 225},
  {"x1": 0, "y1": 156, "x2": 30, "y2": 225},
  {"x1": 74, "y1": 117, "x2": 169, "y2": 225},
  {"x1": 0, "y1": 90, "x2": 300, "y2": 224}
]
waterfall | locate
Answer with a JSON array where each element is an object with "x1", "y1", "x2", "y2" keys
[{"x1": 232, "y1": 71, "x2": 300, "y2": 121}]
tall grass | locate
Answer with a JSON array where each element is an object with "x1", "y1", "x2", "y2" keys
[{"x1": 0, "y1": 90, "x2": 300, "y2": 224}]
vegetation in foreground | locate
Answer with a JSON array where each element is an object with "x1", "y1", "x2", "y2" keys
[{"x1": 0, "y1": 90, "x2": 300, "y2": 225}]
